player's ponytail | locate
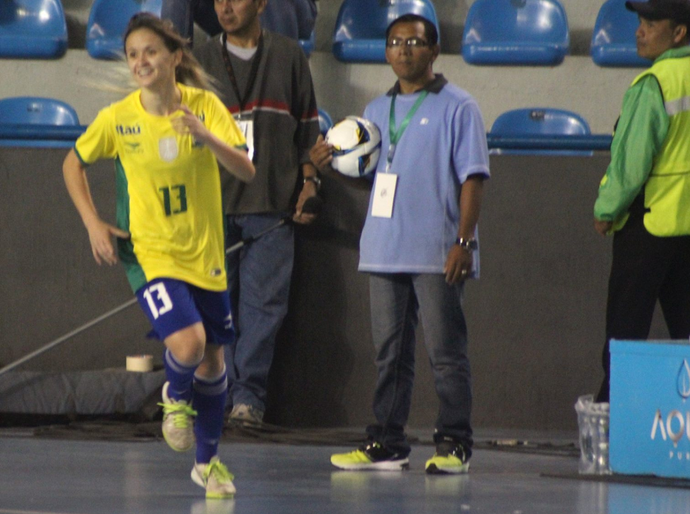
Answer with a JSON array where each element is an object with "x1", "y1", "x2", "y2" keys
[{"x1": 123, "y1": 13, "x2": 216, "y2": 92}]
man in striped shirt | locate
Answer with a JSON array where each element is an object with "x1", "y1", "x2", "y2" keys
[{"x1": 194, "y1": 0, "x2": 321, "y2": 425}]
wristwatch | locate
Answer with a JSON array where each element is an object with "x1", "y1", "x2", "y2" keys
[
  {"x1": 303, "y1": 175, "x2": 322, "y2": 191},
  {"x1": 455, "y1": 237, "x2": 478, "y2": 251}
]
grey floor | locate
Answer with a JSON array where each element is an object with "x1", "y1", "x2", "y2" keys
[{"x1": 0, "y1": 431, "x2": 688, "y2": 514}]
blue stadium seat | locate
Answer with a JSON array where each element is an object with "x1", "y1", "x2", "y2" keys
[
  {"x1": 0, "y1": 0, "x2": 68, "y2": 59},
  {"x1": 490, "y1": 108, "x2": 592, "y2": 156},
  {"x1": 0, "y1": 97, "x2": 79, "y2": 125},
  {"x1": 591, "y1": 0, "x2": 649, "y2": 68},
  {"x1": 462, "y1": 0, "x2": 569, "y2": 66},
  {"x1": 86, "y1": 0, "x2": 162, "y2": 60},
  {"x1": 332, "y1": 0, "x2": 440, "y2": 63},
  {"x1": 0, "y1": 96, "x2": 80, "y2": 148},
  {"x1": 318, "y1": 109, "x2": 333, "y2": 136}
]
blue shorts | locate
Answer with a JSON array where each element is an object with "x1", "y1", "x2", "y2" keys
[{"x1": 135, "y1": 278, "x2": 235, "y2": 345}]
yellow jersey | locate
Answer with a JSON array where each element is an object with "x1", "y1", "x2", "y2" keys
[{"x1": 75, "y1": 83, "x2": 246, "y2": 293}]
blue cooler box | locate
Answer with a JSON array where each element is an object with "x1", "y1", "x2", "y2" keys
[{"x1": 610, "y1": 339, "x2": 690, "y2": 478}]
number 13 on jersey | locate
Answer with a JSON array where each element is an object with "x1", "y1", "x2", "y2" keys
[{"x1": 159, "y1": 184, "x2": 188, "y2": 216}]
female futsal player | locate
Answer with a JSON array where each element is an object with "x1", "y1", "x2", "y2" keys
[{"x1": 63, "y1": 13, "x2": 254, "y2": 499}]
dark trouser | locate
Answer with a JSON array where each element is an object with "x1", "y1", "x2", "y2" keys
[
  {"x1": 598, "y1": 206, "x2": 690, "y2": 402},
  {"x1": 366, "y1": 273, "x2": 473, "y2": 457},
  {"x1": 160, "y1": 0, "x2": 221, "y2": 42}
]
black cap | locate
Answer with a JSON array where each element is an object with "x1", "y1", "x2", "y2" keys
[{"x1": 626, "y1": 0, "x2": 690, "y2": 25}]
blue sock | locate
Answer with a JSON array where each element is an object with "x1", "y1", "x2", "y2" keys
[
  {"x1": 193, "y1": 367, "x2": 228, "y2": 464},
  {"x1": 164, "y1": 348, "x2": 200, "y2": 403}
]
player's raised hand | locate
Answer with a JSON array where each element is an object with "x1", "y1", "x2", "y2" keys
[{"x1": 172, "y1": 105, "x2": 210, "y2": 143}]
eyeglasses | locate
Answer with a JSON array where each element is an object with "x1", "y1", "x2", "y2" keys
[{"x1": 386, "y1": 37, "x2": 430, "y2": 49}]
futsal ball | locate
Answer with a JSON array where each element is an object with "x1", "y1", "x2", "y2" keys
[{"x1": 326, "y1": 116, "x2": 382, "y2": 177}]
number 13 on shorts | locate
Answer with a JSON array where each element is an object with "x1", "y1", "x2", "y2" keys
[{"x1": 142, "y1": 282, "x2": 173, "y2": 319}]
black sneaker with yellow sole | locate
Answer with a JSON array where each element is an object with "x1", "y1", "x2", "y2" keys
[
  {"x1": 331, "y1": 441, "x2": 410, "y2": 470},
  {"x1": 425, "y1": 440, "x2": 470, "y2": 474}
]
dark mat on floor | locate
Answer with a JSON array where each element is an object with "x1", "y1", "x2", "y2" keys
[
  {"x1": 543, "y1": 471, "x2": 690, "y2": 489},
  {"x1": 481, "y1": 439, "x2": 579, "y2": 458}
]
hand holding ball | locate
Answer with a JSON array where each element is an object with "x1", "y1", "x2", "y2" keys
[{"x1": 325, "y1": 116, "x2": 382, "y2": 178}]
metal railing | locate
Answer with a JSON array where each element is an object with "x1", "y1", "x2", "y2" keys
[{"x1": 0, "y1": 124, "x2": 615, "y2": 152}]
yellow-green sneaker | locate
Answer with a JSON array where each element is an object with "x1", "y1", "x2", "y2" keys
[
  {"x1": 331, "y1": 442, "x2": 409, "y2": 471},
  {"x1": 191, "y1": 456, "x2": 236, "y2": 499},
  {"x1": 425, "y1": 441, "x2": 470, "y2": 474},
  {"x1": 158, "y1": 382, "x2": 197, "y2": 452}
]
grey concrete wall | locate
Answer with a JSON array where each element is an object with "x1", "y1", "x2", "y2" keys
[
  {"x1": 0, "y1": 148, "x2": 668, "y2": 431},
  {"x1": 0, "y1": 51, "x2": 637, "y2": 134},
  {"x1": 0, "y1": 149, "x2": 159, "y2": 371},
  {"x1": 1, "y1": 1, "x2": 639, "y2": 134},
  {"x1": 268, "y1": 155, "x2": 669, "y2": 431}
]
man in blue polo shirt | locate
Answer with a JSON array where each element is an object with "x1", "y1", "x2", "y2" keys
[{"x1": 311, "y1": 13, "x2": 489, "y2": 474}]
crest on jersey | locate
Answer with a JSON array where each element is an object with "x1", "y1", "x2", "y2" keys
[{"x1": 158, "y1": 137, "x2": 178, "y2": 162}]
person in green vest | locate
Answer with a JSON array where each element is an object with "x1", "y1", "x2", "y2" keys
[{"x1": 594, "y1": 0, "x2": 690, "y2": 402}]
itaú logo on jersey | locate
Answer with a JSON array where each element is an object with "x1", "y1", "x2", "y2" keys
[
  {"x1": 116, "y1": 124, "x2": 141, "y2": 136},
  {"x1": 649, "y1": 359, "x2": 690, "y2": 459}
]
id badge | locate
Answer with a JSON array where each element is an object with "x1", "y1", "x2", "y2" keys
[
  {"x1": 371, "y1": 173, "x2": 398, "y2": 218},
  {"x1": 234, "y1": 114, "x2": 255, "y2": 161}
]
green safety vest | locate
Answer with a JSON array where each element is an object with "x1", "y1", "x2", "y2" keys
[{"x1": 631, "y1": 56, "x2": 690, "y2": 236}]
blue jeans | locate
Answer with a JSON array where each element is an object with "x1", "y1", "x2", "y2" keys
[
  {"x1": 224, "y1": 213, "x2": 294, "y2": 411},
  {"x1": 366, "y1": 273, "x2": 473, "y2": 456}
]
